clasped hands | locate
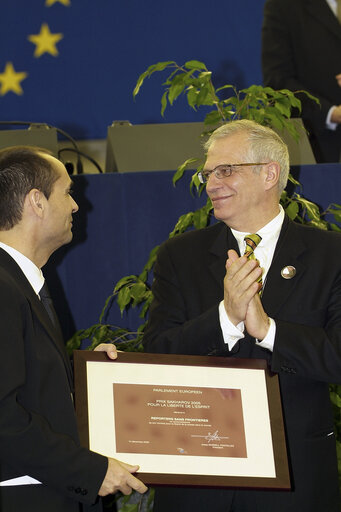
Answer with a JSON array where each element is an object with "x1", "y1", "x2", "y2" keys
[{"x1": 224, "y1": 249, "x2": 270, "y2": 340}]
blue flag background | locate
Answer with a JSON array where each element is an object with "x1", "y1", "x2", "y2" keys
[{"x1": 1, "y1": 0, "x2": 266, "y2": 140}]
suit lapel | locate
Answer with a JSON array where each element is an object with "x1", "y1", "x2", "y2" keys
[
  {"x1": 0, "y1": 249, "x2": 74, "y2": 389},
  {"x1": 305, "y1": 0, "x2": 341, "y2": 42},
  {"x1": 208, "y1": 222, "x2": 239, "y2": 290},
  {"x1": 261, "y1": 217, "x2": 307, "y2": 317}
]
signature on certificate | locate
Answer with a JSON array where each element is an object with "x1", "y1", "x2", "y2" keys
[
  {"x1": 205, "y1": 430, "x2": 222, "y2": 443},
  {"x1": 191, "y1": 430, "x2": 229, "y2": 444}
]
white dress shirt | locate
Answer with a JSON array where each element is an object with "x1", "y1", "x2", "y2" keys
[
  {"x1": 218, "y1": 205, "x2": 285, "y2": 352},
  {"x1": 0, "y1": 241, "x2": 43, "y2": 486},
  {"x1": 0, "y1": 242, "x2": 44, "y2": 295},
  {"x1": 326, "y1": 0, "x2": 337, "y2": 16}
]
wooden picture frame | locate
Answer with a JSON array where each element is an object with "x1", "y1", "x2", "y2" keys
[{"x1": 74, "y1": 350, "x2": 290, "y2": 490}]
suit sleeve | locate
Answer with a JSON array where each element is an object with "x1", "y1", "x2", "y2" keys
[
  {"x1": 143, "y1": 240, "x2": 225, "y2": 356},
  {"x1": 262, "y1": 0, "x2": 333, "y2": 126},
  {"x1": 270, "y1": 238, "x2": 341, "y2": 384},
  {"x1": 0, "y1": 277, "x2": 107, "y2": 505}
]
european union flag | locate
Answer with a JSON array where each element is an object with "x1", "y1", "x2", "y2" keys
[{"x1": 0, "y1": 0, "x2": 265, "y2": 140}]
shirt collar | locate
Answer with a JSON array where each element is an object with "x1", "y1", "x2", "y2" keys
[
  {"x1": 325, "y1": 0, "x2": 337, "y2": 16},
  {"x1": 0, "y1": 242, "x2": 44, "y2": 296},
  {"x1": 231, "y1": 205, "x2": 285, "y2": 250}
]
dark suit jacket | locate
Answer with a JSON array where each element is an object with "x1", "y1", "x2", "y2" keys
[
  {"x1": 0, "y1": 249, "x2": 107, "y2": 512},
  {"x1": 262, "y1": 0, "x2": 341, "y2": 163},
  {"x1": 143, "y1": 217, "x2": 341, "y2": 512}
]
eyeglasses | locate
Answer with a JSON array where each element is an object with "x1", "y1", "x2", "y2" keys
[{"x1": 198, "y1": 163, "x2": 268, "y2": 184}]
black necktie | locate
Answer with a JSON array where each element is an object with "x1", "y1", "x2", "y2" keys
[
  {"x1": 39, "y1": 282, "x2": 74, "y2": 392},
  {"x1": 39, "y1": 282, "x2": 59, "y2": 327}
]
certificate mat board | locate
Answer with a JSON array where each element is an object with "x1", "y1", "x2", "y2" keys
[{"x1": 74, "y1": 351, "x2": 290, "y2": 489}]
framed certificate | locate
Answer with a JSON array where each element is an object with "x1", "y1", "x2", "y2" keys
[{"x1": 74, "y1": 351, "x2": 290, "y2": 489}]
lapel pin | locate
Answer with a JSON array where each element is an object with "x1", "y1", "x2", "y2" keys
[{"x1": 281, "y1": 266, "x2": 296, "y2": 280}]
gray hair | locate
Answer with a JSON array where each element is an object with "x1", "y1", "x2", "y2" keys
[{"x1": 204, "y1": 119, "x2": 290, "y2": 194}]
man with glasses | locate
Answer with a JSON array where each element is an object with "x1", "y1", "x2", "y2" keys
[{"x1": 143, "y1": 119, "x2": 341, "y2": 511}]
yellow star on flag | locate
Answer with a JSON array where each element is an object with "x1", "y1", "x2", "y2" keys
[
  {"x1": 28, "y1": 23, "x2": 64, "y2": 58},
  {"x1": 45, "y1": 0, "x2": 71, "y2": 5},
  {"x1": 0, "y1": 62, "x2": 28, "y2": 96}
]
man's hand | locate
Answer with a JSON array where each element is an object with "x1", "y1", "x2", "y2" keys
[
  {"x1": 245, "y1": 293, "x2": 270, "y2": 340},
  {"x1": 336, "y1": 74, "x2": 341, "y2": 87},
  {"x1": 224, "y1": 250, "x2": 262, "y2": 326},
  {"x1": 330, "y1": 105, "x2": 341, "y2": 123},
  {"x1": 98, "y1": 458, "x2": 148, "y2": 496},
  {"x1": 94, "y1": 343, "x2": 117, "y2": 360}
]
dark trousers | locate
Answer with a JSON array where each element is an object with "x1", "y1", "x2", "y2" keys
[
  {"x1": 0, "y1": 484, "x2": 92, "y2": 512},
  {"x1": 152, "y1": 485, "x2": 341, "y2": 512}
]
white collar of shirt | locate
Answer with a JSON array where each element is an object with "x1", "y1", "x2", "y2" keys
[
  {"x1": 0, "y1": 242, "x2": 44, "y2": 296},
  {"x1": 230, "y1": 205, "x2": 285, "y2": 280},
  {"x1": 326, "y1": 0, "x2": 337, "y2": 16}
]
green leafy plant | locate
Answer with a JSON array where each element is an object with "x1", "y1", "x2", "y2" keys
[
  {"x1": 133, "y1": 60, "x2": 318, "y2": 140},
  {"x1": 67, "y1": 60, "x2": 341, "y2": 506}
]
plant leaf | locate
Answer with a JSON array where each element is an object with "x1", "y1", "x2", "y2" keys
[
  {"x1": 285, "y1": 200, "x2": 299, "y2": 220},
  {"x1": 160, "y1": 90, "x2": 168, "y2": 116},
  {"x1": 173, "y1": 158, "x2": 198, "y2": 185},
  {"x1": 185, "y1": 60, "x2": 207, "y2": 70},
  {"x1": 133, "y1": 61, "x2": 175, "y2": 98},
  {"x1": 117, "y1": 286, "x2": 133, "y2": 314}
]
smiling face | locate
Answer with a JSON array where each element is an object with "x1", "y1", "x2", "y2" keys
[
  {"x1": 205, "y1": 132, "x2": 278, "y2": 232},
  {"x1": 40, "y1": 153, "x2": 79, "y2": 252}
]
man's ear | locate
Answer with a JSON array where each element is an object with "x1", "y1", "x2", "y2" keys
[
  {"x1": 25, "y1": 189, "x2": 47, "y2": 218},
  {"x1": 264, "y1": 162, "x2": 280, "y2": 190}
]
